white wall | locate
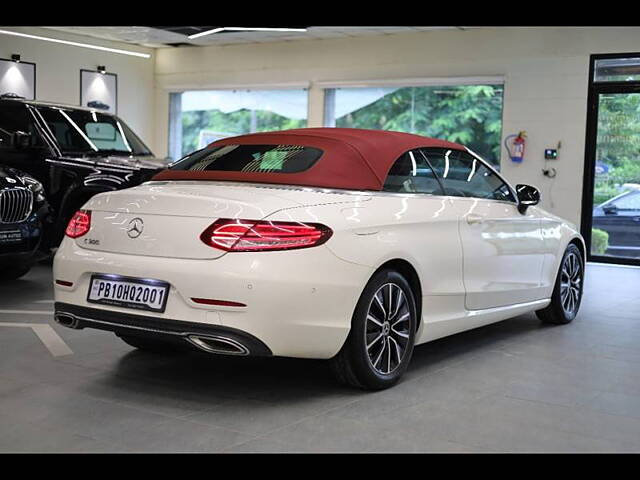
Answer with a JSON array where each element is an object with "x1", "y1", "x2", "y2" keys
[
  {"x1": 154, "y1": 26, "x2": 640, "y2": 226},
  {"x1": 0, "y1": 27, "x2": 155, "y2": 147}
]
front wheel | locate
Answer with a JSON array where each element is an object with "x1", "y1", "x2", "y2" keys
[
  {"x1": 536, "y1": 244, "x2": 584, "y2": 325},
  {"x1": 330, "y1": 269, "x2": 417, "y2": 390}
]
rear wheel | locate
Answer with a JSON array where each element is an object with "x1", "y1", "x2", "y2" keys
[
  {"x1": 117, "y1": 334, "x2": 183, "y2": 353},
  {"x1": 536, "y1": 244, "x2": 584, "y2": 325},
  {"x1": 330, "y1": 269, "x2": 417, "y2": 390}
]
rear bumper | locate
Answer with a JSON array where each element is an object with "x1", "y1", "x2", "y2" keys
[
  {"x1": 54, "y1": 302, "x2": 272, "y2": 356},
  {"x1": 53, "y1": 238, "x2": 373, "y2": 359}
]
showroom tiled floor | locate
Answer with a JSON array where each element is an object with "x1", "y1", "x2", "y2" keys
[{"x1": 0, "y1": 263, "x2": 639, "y2": 452}]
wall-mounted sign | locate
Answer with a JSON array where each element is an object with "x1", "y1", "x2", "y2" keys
[
  {"x1": 0, "y1": 58, "x2": 36, "y2": 100},
  {"x1": 80, "y1": 69, "x2": 117, "y2": 114}
]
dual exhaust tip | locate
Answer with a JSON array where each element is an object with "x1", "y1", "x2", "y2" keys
[
  {"x1": 55, "y1": 313, "x2": 81, "y2": 329},
  {"x1": 54, "y1": 313, "x2": 249, "y2": 356},
  {"x1": 186, "y1": 335, "x2": 249, "y2": 356}
]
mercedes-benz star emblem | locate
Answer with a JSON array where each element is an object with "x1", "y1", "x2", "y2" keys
[{"x1": 127, "y1": 218, "x2": 144, "y2": 239}]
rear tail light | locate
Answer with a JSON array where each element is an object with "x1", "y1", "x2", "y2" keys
[
  {"x1": 65, "y1": 210, "x2": 91, "y2": 238},
  {"x1": 200, "y1": 218, "x2": 332, "y2": 252}
]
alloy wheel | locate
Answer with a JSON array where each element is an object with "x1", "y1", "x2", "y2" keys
[
  {"x1": 560, "y1": 251, "x2": 582, "y2": 317},
  {"x1": 365, "y1": 283, "x2": 412, "y2": 375}
]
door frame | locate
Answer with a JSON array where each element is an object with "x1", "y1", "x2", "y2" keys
[{"x1": 581, "y1": 52, "x2": 640, "y2": 267}]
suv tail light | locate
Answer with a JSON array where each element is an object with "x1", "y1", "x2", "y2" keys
[
  {"x1": 65, "y1": 210, "x2": 91, "y2": 238},
  {"x1": 200, "y1": 218, "x2": 332, "y2": 252}
]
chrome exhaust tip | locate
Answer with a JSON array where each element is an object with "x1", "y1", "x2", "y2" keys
[
  {"x1": 54, "y1": 313, "x2": 80, "y2": 329},
  {"x1": 186, "y1": 335, "x2": 249, "y2": 356}
]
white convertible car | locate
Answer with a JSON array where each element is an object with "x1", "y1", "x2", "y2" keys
[{"x1": 53, "y1": 128, "x2": 585, "y2": 389}]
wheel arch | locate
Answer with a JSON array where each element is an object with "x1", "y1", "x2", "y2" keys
[
  {"x1": 371, "y1": 258, "x2": 423, "y2": 333},
  {"x1": 568, "y1": 235, "x2": 587, "y2": 266}
]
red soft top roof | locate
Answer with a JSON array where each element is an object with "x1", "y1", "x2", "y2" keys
[{"x1": 153, "y1": 128, "x2": 466, "y2": 191}]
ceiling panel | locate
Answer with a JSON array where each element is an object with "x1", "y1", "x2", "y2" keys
[{"x1": 44, "y1": 26, "x2": 472, "y2": 48}]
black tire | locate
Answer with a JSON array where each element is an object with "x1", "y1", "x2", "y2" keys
[
  {"x1": 329, "y1": 269, "x2": 417, "y2": 390},
  {"x1": 117, "y1": 334, "x2": 183, "y2": 353},
  {"x1": 536, "y1": 243, "x2": 584, "y2": 325},
  {"x1": 0, "y1": 265, "x2": 31, "y2": 281}
]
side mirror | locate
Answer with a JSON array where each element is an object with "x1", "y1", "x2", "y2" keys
[
  {"x1": 516, "y1": 184, "x2": 540, "y2": 214},
  {"x1": 11, "y1": 131, "x2": 31, "y2": 149}
]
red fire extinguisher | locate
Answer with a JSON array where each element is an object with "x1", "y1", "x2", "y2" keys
[{"x1": 505, "y1": 131, "x2": 527, "y2": 163}]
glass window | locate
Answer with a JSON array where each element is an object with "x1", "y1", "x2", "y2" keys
[
  {"x1": 0, "y1": 102, "x2": 41, "y2": 149},
  {"x1": 171, "y1": 144, "x2": 322, "y2": 174},
  {"x1": 36, "y1": 106, "x2": 151, "y2": 156},
  {"x1": 383, "y1": 149, "x2": 444, "y2": 195},
  {"x1": 168, "y1": 89, "x2": 309, "y2": 161},
  {"x1": 594, "y1": 57, "x2": 640, "y2": 83},
  {"x1": 323, "y1": 84, "x2": 504, "y2": 167},
  {"x1": 611, "y1": 191, "x2": 640, "y2": 210},
  {"x1": 0, "y1": 102, "x2": 29, "y2": 133},
  {"x1": 426, "y1": 149, "x2": 515, "y2": 202}
]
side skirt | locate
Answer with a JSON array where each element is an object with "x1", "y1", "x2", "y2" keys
[{"x1": 416, "y1": 298, "x2": 551, "y2": 345}]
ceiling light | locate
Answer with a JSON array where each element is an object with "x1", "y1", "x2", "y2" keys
[
  {"x1": 188, "y1": 27, "x2": 307, "y2": 40},
  {"x1": 0, "y1": 29, "x2": 151, "y2": 59},
  {"x1": 188, "y1": 27, "x2": 226, "y2": 39},
  {"x1": 11, "y1": 53, "x2": 20, "y2": 63},
  {"x1": 98, "y1": 65, "x2": 106, "y2": 74}
]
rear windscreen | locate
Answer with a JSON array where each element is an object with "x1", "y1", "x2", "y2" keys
[{"x1": 170, "y1": 144, "x2": 323, "y2": 174}]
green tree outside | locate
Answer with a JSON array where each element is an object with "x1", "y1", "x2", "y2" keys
[
  {"x1": 335, "y1": 85, "x2": 504, "y2": 165},
  {"x1": 594, "y1": 93, "x2": 640, "y2": 205},
  {"x1": 180, "y1": 84, "x2": 505, "y2": 165}
]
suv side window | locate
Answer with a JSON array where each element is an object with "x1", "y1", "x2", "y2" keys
[
  {"x1": 383, "y1": 149, "x2": 444, "y2": 195},
  {"x1": 0, "y1": 102, "x2": 44, "y2": 149},
  {"x1": 0, "y1": 102, "x2": 30, "y2": 149},
  {"x1": 424, "y1": 148, "x2": 515, "y2": 202}
]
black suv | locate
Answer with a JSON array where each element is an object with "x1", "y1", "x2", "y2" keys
[{"x1": 0, "y1": 97, "x2": 166, "y2": 248}]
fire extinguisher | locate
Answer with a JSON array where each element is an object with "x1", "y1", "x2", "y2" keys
[{"x1": 504, "y1": 131, "x2": 527, "y2": 163}]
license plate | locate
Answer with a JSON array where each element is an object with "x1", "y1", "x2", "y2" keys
[
  {"x1": 87, "y1": 274, "x2": 169, "y2": 313},
  {"x1": 0, "y1": 229, "x2": 23, "y2": 244}
]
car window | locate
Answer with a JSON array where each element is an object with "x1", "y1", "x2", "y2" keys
[
  {"x1": 383, "y1": 149, "x2": 444, "y2": 195},
  {"x1": 612, "y1": 192, "x2": 640, "y2": 210},
  {"x1": 0, "y1": 102, "x2": 30, "y2": 149},
  {"x1": 424, "y1": 148, "x2": 515, "y2": 202},
  {"x1": 171, "y1": 144, "x2": 323, "y2": 173},
  {"x1": 35, "y1": 106, "x2": 151, "y2": 156}
]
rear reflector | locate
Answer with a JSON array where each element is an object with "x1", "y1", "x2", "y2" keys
[
  {"x1": 191, "y1": 298, "x2": 246, "y2": 307},
  {"x1": 55, "y1": 280, "x2": 73, "y2": 287},
  {"x1": 65, "y1": 210, "x2": 91, "y2": 238},
  {"x1": 200, "y1": 218, "x2": 332, "y2": 252}
]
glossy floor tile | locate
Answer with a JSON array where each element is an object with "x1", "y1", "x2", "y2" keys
[{"x1": 0, "y1": 263, "x2": 638, "y2": 452}]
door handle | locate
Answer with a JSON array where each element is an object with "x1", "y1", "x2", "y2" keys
[{"x1": 466, "y1": 214, "x2": 484, "y2": 225}]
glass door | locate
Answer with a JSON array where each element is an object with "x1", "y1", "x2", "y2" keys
[{"x1": 583, "y1": 55, "x2": 640, "y2": 266}]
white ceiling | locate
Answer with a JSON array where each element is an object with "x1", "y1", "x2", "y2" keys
[{"x1": 44, "y1": 26, "x2": 470, "y2": 48}]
